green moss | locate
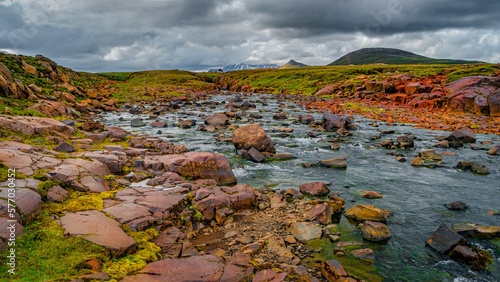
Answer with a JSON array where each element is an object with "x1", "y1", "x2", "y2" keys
[
  {"x1": 37, "y1": 180, "x2": 62, "y2": 197},
  {"x1": 0, "y1": 210, "x2": 107, "y2": 281},
  {"x1": 0, "y1": 163, "x2": 27, "y2": 182},
  {"x1": 103, "y1": 228, "x2": 161, "y2": 279},
  {"x1": 45, "y1": 190, "x2": 116, "y2": 214}
]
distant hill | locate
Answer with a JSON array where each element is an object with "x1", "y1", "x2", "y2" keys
[
  {"x1": 279, "y1": 60, "x2": 309, "y2": 69},
  {"x1": 209, "y1": 63, "x2": 280, "y2": 72},
  {"x1": 328, "y1": 48, "x2": 483, "y2": 66}
]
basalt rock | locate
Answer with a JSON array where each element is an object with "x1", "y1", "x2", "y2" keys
[{"x1": 232, "y1": 124, "x2": 275, "y2": 154}]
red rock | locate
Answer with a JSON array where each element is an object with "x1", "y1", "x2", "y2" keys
[
  {"x1": 220, "y1": 252, "x2": 254, "y2": 282},
  {"x1": 60, "y1": 210, "x2": 137, "y2": 257},
  {"x1": 122, "y1": 255, "x2": 225, "y2": 282},
  {"x1": 205, "y1": 113, "x2": 229, "y2": 125},
  {"x1": 321, "y1": 259, "x2": 349, "y2": 281},
  {"x1": 361, "y1": 221, "x2": 391, "y2": 242},
  {"x1": 361, "y1": 191, "x2": 382, "y2": 199},
  {"x1": 299, "y1": 182, "x2": 330, "y2": 196},
  {"x1": 232, "y1": 124, "x2": 275, "y2": 153},
  {"x1": 0, "y1": 115, "x2": 74, "y2": 137},
  {"x1": 306, "y1": 203, "x2": 334, "y2": 225}
]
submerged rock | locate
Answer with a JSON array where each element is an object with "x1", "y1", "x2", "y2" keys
[
  {"x1": 446, "y1": 201, "x2": 467, "y2": 211},
  {"x1": 426, "y1": 223, "x2": 467, "y2": 254},
  {"x1": 361, "y1": 221, "x2": 391, "y2": 242},
  {"x1": 449, "y1": 245, "x2": 493, "y2": 269},
  {"x1": 452, "y1": 223, "x2": 500, "y2": 239},
  {"x1": 317, "y1": 157, "x2": 347, "y2": 168}
]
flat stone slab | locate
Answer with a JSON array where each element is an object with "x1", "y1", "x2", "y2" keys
[
  {"x1": 103, "y1": 203, "x2": 152, "y2": 224},
  {"x1": 49, "y1": 158, "x2": 111, "y2": 192},
  {"x1": 0, "y1": 115, "x2": 74, "y2": 137},
  {"x1": 0, "y1": 147, "x2": 62, "y2": 176},
  {"x1": 292, "y1": 222, "x2": 322, "y2": 241},
  {"x1": 60, "y1": 210, "x2": 136, "y2": 257},
  {"x1": 0, "y1": 188, "x2": 41, "y2": 224},
  {"x1": 121, "y1": 255, "x2": 225, "y2": 282}
]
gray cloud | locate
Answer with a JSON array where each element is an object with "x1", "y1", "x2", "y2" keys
[{"x1": 1, "y1": 0, "x2": 499, "y2": 72}]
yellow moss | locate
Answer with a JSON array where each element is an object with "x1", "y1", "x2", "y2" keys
[
  {"x1": 103, "y1": 228, "x2": 161, "y2": 279},
  {"x1": 45, "y1": 190, "x2": 117, "y2": 214}
]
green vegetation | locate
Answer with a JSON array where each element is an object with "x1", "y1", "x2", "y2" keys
[
  {"x1": 202, "y1": 63, "x2": 499, "y2": 95},
  {"x1": 96, "y1": 72, "x2": 136, "y2": 81},
  {"x1": 45, "y1": 190, "x2": 116, "y2": 215},
  {"x1": 329, "y1": 48, "x2": 483, "y2": 66},
  {"x1": 0, "y1": 210, "x2": 107, "y2": 281}
]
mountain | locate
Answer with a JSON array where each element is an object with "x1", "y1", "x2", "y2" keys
[
  {"x1": 279, "y1": 60, "x2": 309, "y2": 69},
  {"x1": 209, "y1": 63, "x2": 280, "y2": 72},
  {"x1": 328, "y1": 48, "x2": 483, "y2": 66}
]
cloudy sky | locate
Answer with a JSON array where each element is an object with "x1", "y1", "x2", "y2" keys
[{"x1": 1, "y1": 0, "x2": 500, "y2": 72}]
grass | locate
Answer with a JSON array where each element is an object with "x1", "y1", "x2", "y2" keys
[
  {"x1": 0, "y1": 210, "x2": 107, "y2": 281},
  {"x1": 199, "y1": 63, "x2": 499, "y2": 95}
]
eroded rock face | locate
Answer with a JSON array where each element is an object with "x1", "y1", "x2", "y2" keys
[
  {"x1": 60, "y1": 210, "x2": 137, "y2": 257},
  {"x1": 232, "y1": 124, "x2": 275, "y2": 153},
  {"x1": 144, "y1": 152, "x2": 237, "y2": 185}
]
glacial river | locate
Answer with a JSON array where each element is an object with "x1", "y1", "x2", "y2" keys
[{"x1": 100, "y1": 93, "x2": 499, "y2": 281}]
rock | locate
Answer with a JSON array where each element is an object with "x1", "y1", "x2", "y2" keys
[
  {"x1": 284, "y1": 235, "x2": 297, "y2": 244},
  {"x1": 0, "y1": 188, "x2": 41, "y2": 224},
  {"x1": 299, "y1": 182, "x2": 330, "y2": 196},
  {"x1": 267, "y1": 235, "x2": 294, "y2": 261},
  {"x1": 487, "y1": 145, "x2": 500, "y2": 155},
  {"x1": 122, "y1": 255, "x2": 225, "y2": 281},
  {"x1": 79, "y1": 272, "x2": 111, "y2": 281},
  {"x1": 452, "y1": 223, "x2": 500, "y2": 239},
  {"x1": 0, "y1": 115, "x2": 74, "y2": 137},
  {"x1": 131, "y1": 118, "x2": 146, "y2": 127},
  {"x1": 103, "y1": 203, "x2": 152, "y2": 224},
  {"x1": 449, "y1": 245, "x2": 492, "y2": 270},
  {"x1": 344, "y1": 204, "x2": 393, "y2": 223},
  {"x1": 54, "y1": 142, "x2": 75, "y2": 153},
  {"x1": 320, "y1": 259, "x2": 350, "y2": 281},
  {"x1": 205, "y1": 113, "x2": 229, "y2": 125},
  {"x1": 321, "y1": 114, "x2": 351, "y2": 131},
  {"x1": 446, "y1": 201, "x2": 467, "y2": 211},
  {"x1": 433, "y1": 141, "x2": 450, "y2": 149},
  {"x1": 284, "y1": 188, "x2": 303, "y2": 199},
  {"x1": 317, "y1": 157, "x2": 347, "y2": 168},
  {"x1": 488, "y1": 89, "x2": 500, "y2": 117},
  {"x1": 291, "y1": 222, "x2": 322, "y2": 241},
  {"x1": 306, "y1": 204, "x2": 334, "y2": 225},
  {"x1": 151, "y1": 121, "x2": 168, "y2": 128},
  {"x1": 245, "y1": 147, "x2": 264, "y2": 163},
  {"x1": 0, "y1": 218, "x2": 24, "y2": 242},
  {"x1": 426, "y1": 223, "x2": 467, "y2": 254},
  {"x1": 232, "y1": 124, "x2": 275, "y2": 153},
  {"x1": 253, "y1": 269, "x2": 288, "y2": 282},
  {"x1": 446, "y1": 129, "x2": 476, "y2": 143},
  {"x1": 270, "y1": 193, "x2": 287, "y2": 209},
  {"x1": 49, "y1": 158, "x2": 111, "y2": 193},
  {"x1": 181, "y1": 240, "x2": 199, "y2": 257},
  {"x1": 273, "y1": 112, "x2": 287, "y2": 120},
  {"x1": 28, "y1": 100, "x2": 78, "y2": 118},
  {"x1": 237, "y1": 234, "x2": 253, "y2": 245},
  {"x1": 47, "y1": 186, "x2": 69, "y2": 203},
  {"x1": 361, "y1": 221, "x2": 391, "y2": 242},
  {"x1": 471, "y1": 162, "x2": 489, "y2": 175},
  {"x1": 351, "y1": 248, "x2": 375, "y2": 260},
  {"x1": 301, "y1": 114, "x2": 315, "y2": 125},
  {"x1": 151, "y1": 226, "x2": 185, "y2": 258},
  {"x1": 220, "y1": 253, "x2": 254, "y2": 282},
  {"x1": 60, "y1": 210, "x2": 137, "y2": 257},
  {"x1": 144, "y1": 152, "x2": 237, "y2": 185},
  {"x1": 215, "y1": 207, "x2": 233, "y2": 225},
  {"x1": 179, "y1": 119, "x2": 196, "y2": 128},
  {"x1": 361, "y1": 191, "x2": 382, "y2": 199},
  {"x1": 419, "y1": 149, "x2": 442, "y2": 162}
]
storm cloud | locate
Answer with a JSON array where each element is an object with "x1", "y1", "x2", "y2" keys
[{"x1": 1, "y1": 0, "x2": 499, "y2": 72}]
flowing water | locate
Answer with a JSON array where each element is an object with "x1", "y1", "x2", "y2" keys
[{"x1": 100, "y1": 93, "x2": 500, "y2": 281}]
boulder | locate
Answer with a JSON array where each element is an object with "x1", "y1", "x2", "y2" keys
[
  {"x1": 232, "y1": 124, "x2": 275, "y2": 153},
  {"x1": 244, "y1": 147, "x2": 264, "y2": 163},
  {"x1": 445, "y1": 129, "x2": 476, "y2": 143},
  {"x1": 446, "y1": 201, "x2": 467, "y2": 211},
  {"x1": 131, "y1": 118, "x2": 146, "y2": 127},
  {"x1": 273, "y1": 112, "x2": 287, "y2": 120},
  {"x1": 54, "y1": 142, "x2": 75, "y2": 153},
  {"x1": 220, "y1": 252, "x2": 254, "y2": 282},
  {"x1": 60, "y1": 210, "x2": 137, "y2": 257},
  {"x1": 301, "y1": 114, "x2": 315, "y2": 125},
  {"x1": 48, "y1": 158, "x2": 111, "y2": 193},
  {"x1": 487, "y1": 145, "x2": 500, "y2": 155},
  {"x1": 344, "y1": 204, "x2": 393, "y2": 223},
  {"x1": 321, "y1": 114, "x2": 351, "y2": 131},
  {"x1": 306, "y1": 203, "x2": 334, "y2": 225},
  {"x1": 488, "y1": 89, "x2": 500, "y2": 117},
  {"x1": 144, "y1": 152, "x2": 237, "y2": 185},
  {"x1": 317, "y1": 157, "x2": 347, "y2": 168},
  {"x1": 299, "y1": 182, "x2": 330, "y2": 196},
  {"x1": 361, "y1": 221, "x2": 391, "y2": 242},
  {"x1": 28, "y1": 100, "x2": 78, "y2": 118},
  {"x1": 320, "y1": 259, "x2": 350, "y2": 281},
  {"x1": 452, "y1": 223, "x2": 500, "y2": 239},
  {"x1": 426, "y1": 223, "x2": 467, "y2": 254},
  {"x1": 449, "y1": 245, "x2": 492, "y2": 270},
  {"x1": 0, "y1": 188, "x2": 41, "y2": 224},
  {"x1": 205, "y1": 113, "x2": 229, "y2": 125},
  {"x1": 291, "y1": 222, "x2": 322, "y2": 241},
  {"x1": 151, "y1": 121, "x2": 168, "y2": 128}
]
